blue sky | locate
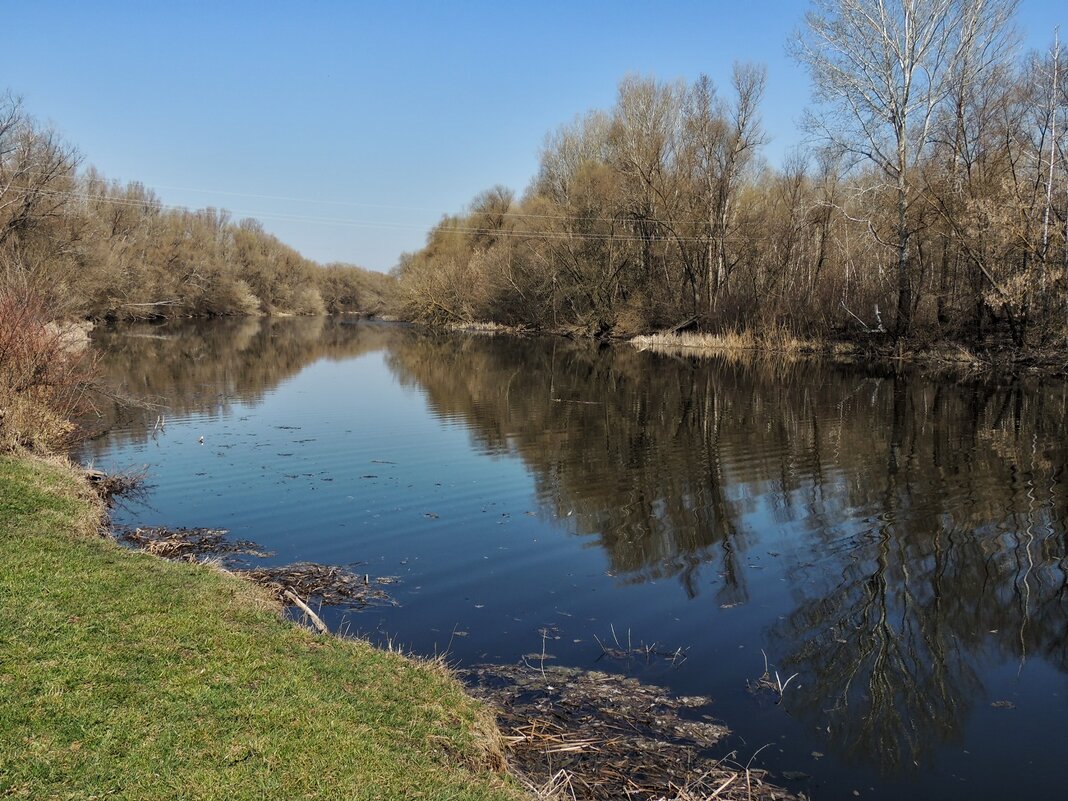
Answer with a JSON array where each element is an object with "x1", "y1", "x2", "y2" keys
[{"x1": 3, "y1": 1, "x2": 1064, "y2": 270}]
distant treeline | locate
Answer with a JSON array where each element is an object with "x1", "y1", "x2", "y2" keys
[
  {"x1": 0, "y1": 92, "x2": 394, "y2": 321},
  {"x1": 396, "y1": 0, "x2": 1068, "y2": 347}
]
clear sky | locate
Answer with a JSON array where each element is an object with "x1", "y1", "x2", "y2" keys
[{"x1": 3, "y1": 1, "x2": 1064, "y2": 271}]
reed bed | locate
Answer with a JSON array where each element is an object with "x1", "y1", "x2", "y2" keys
[{"x1": 631, "y1": 328, "x2": 826, "y2": 361}]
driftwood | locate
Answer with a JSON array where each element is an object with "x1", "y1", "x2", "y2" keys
[
  {"x1": 665, "y1": 315, "x2": 700, "y2": 335},
  {"x1": 282, "y1": 589, "x2": 329, "y2": 634}
]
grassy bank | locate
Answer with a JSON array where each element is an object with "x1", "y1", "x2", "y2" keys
[{"x1": 0, "y1": 455, "x2": 520, "y2": 801}]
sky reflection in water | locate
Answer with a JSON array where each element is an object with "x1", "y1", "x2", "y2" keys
[{"x1": 82, "y1": 318, "x2": 1068, "y2": 801}]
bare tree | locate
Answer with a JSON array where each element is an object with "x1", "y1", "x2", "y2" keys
[
  {"x1": 0, "y1": 92, "x2": 81, "y2": 307},
  {"x1": 794, "y1": 0, "x2": 1018, "y2": 338},
  {"x1": 711, "y1": 64, "x2": 766, "y2": 308}
]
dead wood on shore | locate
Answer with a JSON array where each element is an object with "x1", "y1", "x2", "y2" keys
[
  {"x1": 114, "y1": 526, "x2": 269, "y2": 559},
  {"x1": 237, "y1": 562, "x2": 398, "y2": 608},
  {"x1": 460, "y1": 662, "x2": 794, "y2": 801}
]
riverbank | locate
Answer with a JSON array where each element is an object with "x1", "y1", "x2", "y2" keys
[
  {"x1": 430, "y1": 319, "x2": 1068, "y2": 375},
  {"x1": 631, "y1": 329, "x2": 1068, "y2": 375},
  {"x1": 0, "y1": 454, "x2": 520, "y2": 801},
  {"x1": 0, "y1": 452, "x2": 797, "y2": 801}
]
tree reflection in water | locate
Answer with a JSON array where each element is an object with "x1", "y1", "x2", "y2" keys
[
  {"x1": 385, "y1": 332, "x2": 1067, "y2": 772},
  {"x1": 86, "y1": 320, "x2": 1068, "y2": 775}
]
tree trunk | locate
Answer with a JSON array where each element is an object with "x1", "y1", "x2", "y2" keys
[{"x1": 894, "y1": 177, "x2": 913, "y2": 339}]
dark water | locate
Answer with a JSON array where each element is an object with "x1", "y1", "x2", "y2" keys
[{"x1": 81, "y1": 317, "x2": 1068, "y2": 801}]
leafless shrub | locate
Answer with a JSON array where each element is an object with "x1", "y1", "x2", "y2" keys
[{"x1": 0, "y1": 288, "x2": 96, "y2": 452}]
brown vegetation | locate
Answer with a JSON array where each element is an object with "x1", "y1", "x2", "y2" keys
[
  {"x1": 462, "y1": 663, "x2": 793, "y2": 801},
  {"x1": 113, "y1": 525, "x2": 399, "y2": 608},
  {"x1": 0, "y1": 91, "x2": 395, "y2": 323},
  {"x1": 396, "y1": 1, "x2": 1067, "y2": 353},
  {"x1": 0, "y1": 289, "x2": 94, "y2": 452},
  {"x1": 1, "y1": 88, "x2": 397, "y2": 449}
]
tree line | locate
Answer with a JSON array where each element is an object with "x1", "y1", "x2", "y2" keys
[
  {"x1": 396, "y1": 0, "x2": 1067, "y2": 347},
  {"x1": 0, "y1": 91, "x2": 393, "y2": 321},
  {"x1": 1, "y1": 90, "x2": 393, "y2": 450}
]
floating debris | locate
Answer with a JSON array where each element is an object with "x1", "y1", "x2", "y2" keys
[
  {"x1": 746, "y1": 650, "x2": 799, "y2": 705},
  {"x1": 115, "y1": 526, "x2": 270, "y2": 559},
  {"x1": 461, "y1": 662, "x2": 793, "y2": 801},
  {"x1": 237, "y1": 562, "x2": 398, "y2": 608},
  {"x1": 113, "y1": 527, "x2": 398, "y2": 612},
  {"x1": 593, "y1": 624, "x2": 689, "y2": 666}
]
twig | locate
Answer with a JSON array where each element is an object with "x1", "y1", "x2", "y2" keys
[
  {"x1": 283, "y1": 589, "x2": 329, "y2": 635},
  {"x1": 776, "y1": 672, "x2": 800, "y2": 698}
]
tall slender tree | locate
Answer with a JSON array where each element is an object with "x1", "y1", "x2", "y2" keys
[{"x1": 794, "y1": 0, "x2": 1018, "y2": 338}]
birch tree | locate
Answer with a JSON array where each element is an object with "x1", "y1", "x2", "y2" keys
[{"x1": 794, "y1": 0, "x2": 1018, "y2": 337}]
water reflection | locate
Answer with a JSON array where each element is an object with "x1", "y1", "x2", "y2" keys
[
  {"x1": 386, "y1": 332, "x2": 1068, "y2": 771},
  {"x1": 85, "y1": 319, "x2": 1068, "y2": 778},
  {"x1": 83, "y1": 317, "x2": 406, "y2": 450},
  {"x1": 768, "y1": 377, "x2": 1068, "y2": 769}
]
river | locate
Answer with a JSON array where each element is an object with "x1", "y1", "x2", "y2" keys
[{"x1": 80, "y1": 317, "x2": 1068, "y2": 801}]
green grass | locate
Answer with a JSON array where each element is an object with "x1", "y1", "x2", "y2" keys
[{"x1": 0, "y1": 455, "x2": 521, "y2": 801}]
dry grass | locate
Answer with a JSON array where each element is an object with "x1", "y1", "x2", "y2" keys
[
  {"x1": 462, "y1": 663, "x2": 794, "y2": 801},
  {"x1": 631, "y1": 327, "x2": 822, "y2": 361},
  {"x1": 115, "y1": 525, "x2": 272, "y2": 559},
  {"x1": 446, "y1": 320, "x2": 527, "y2": 335},
  {"x1": 238, "y1": 562, "x2": 399, "y2": 608}
]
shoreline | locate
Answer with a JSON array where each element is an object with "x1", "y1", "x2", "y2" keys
[
  {"x1": 1, "y1": 452, "x2": 794, "y2": 801},
  {"x1": 85, "y1": 313, "x2": 1068, "y2": 376},
  {"x1": 432, "y1": 318, "x2": 1068, "y2": 376},
  {"x1": 629, "y1": 330, "x2": 1068, "y2": 375},
  {"x1": 0, "y1": 453, "x2": 519, "y2": 801}
]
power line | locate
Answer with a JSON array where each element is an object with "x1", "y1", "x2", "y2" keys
[
  {"x1": 8, "y1": 166, "x2": 804, "y2": 228},
  {"x1": 18, "y1": 185, "x2": 811, "y2": 247}
]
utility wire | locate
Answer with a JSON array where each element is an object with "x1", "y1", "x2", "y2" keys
[
  {"x1": 6, "y1": 167, "x2": 794, "y2": 227},
  {"x1": 17, "y1": 185, "x2": 806, "y2": 246}
]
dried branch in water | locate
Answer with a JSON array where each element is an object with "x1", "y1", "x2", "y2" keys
[
  {"x1": 113, "y1": 526, "x2": 399, "y2": 611},
  {"x1": 593, "y1": 624, "x2": 689, "y2": 667},
  {"x1": 85, "y1": 467, "x2": 149, "y2": 505},
  {"x1": 282, "y1": 588, "x2": 329, "y2": 634},
  {"x1": 746, "y1": 649, "x2": 799, "y2": 705}
]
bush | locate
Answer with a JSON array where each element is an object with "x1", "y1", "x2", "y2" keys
[
  {"x1": 290, "y1": 286, "x2": 326, "y2": 316},
  {"x1": 0, "y1": 290, "x2": 94, "y2": 453}
]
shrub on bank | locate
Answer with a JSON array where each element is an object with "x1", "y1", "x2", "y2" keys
[{"x1": 0, "y1": 289, "x2": 93, "y2": 453}]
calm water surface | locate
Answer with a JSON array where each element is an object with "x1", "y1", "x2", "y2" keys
[{"x1": 81, "y1": 318, "x2": 1068, "y2": 801}]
